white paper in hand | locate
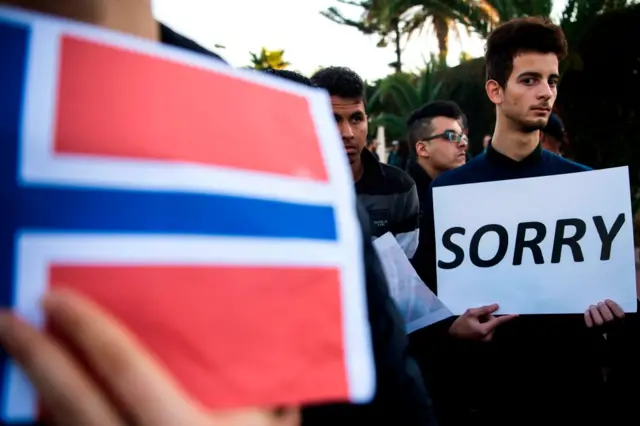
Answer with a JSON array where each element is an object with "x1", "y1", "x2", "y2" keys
[{"x1": 373, "y1": 233, "x2": 452, "y2": 333}]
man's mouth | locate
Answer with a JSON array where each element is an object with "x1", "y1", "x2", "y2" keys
[
  {"x1": 345, "y1": 146, "x2": 358, "y2": 154},
  {"x1": 531, "y1": 106, "x2": 551, "y2": 112}
]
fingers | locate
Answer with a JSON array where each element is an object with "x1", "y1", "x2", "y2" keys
[
  {"x1": 604, "y1": 299, "x2": 625, "y2": 319},
  {"x1": 584, "y1": 300, "x2": 625, "y2": 328},
  {"x1": 584, "y1": 310, "x2": 594, "y2": 328},
  {"x1": 276, "y1": 407, "x2": 301, "y2": 426},
  {"x1": 586, "y1": 305, "x2": 604, "y2": 327},
  {"x1": 482, "y1": 314, "x2": 518, "y2": 333},
  {"x1": 210, "y1": 408, "x2": 301, "y2": 426},
  {"x1": 466, "y1": 303, "x2": 499, "y2": 318},
  {"x1": 597, "y1": 302, "x2": 615, "y2": 322},
  {"x1": 43, "y1": 290, "x2": 196, "y2": 425},
  {"x1": 0, "y1": 312, "x2": 122, "y2": 426}
]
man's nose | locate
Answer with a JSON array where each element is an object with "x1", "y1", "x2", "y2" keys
[
  {"x1": 537, "y1": 82, "x2": 554, "y2": 100},
  {"x1": 338, "y1": 121, "x2": 354, "y2": 139}
]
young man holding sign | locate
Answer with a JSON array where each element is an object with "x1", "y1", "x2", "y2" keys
[{"x1": 418, "y1": 17, "x2": 630, "y2": 426}]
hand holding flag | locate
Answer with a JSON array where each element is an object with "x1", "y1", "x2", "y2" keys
[{"x1": 0, "y1": 289, "x2": 300, "y2": 426}]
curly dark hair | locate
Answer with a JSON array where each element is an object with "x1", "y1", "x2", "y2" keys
[
  {"x1": 310, "y1": 66, "x2": 365, "y2": 100},
  {"x1": 261, "y1": 69, "x2": 314, "y2": 88},
  {"x1": 485, "y1": 16, "x2": 568, "y2": 87},
  {"x1": 407, "y1": 101, "x2": 465, "y2": 153}
]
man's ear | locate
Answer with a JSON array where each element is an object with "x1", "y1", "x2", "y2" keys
[
  {"x1": 485, "y1": 79, "x2": 503, "y2": 105},
  {"x1": 415, "y1": 141, "x2": 430, "y2": 158}
]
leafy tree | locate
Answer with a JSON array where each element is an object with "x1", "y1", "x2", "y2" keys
[
  {"x1": 367, "y1": 0, "x2": 500, "y2": 63},
  {"x1": 367, "y1": 60, "x2": 444, "y2": 141},
  {"x1": 556, "y1": 1, "x2": 640, "y2": 213},
  {"x1": 321, "y1": 0, "x2": 406, "y2": 72},
  {"x1": 321, "y1": 0, "x2": 549, "y2": 68},
  {"x1": 248, "y1": 47, "x2": 290, "y2": 70}
]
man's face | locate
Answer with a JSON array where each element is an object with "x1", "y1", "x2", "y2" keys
[
  {"x1": 497, "y1": 52, "x2": 560, "y2": 132},
  {"x1": 330, "y1": 96, "x2": 367, "y2": 164},
  {"x1": 417, "y1": 116, "x2": 468, "y2": 172}
]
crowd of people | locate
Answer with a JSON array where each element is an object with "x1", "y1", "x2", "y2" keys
[{"x1": 0, "y1": 1, "x2": 638, "y2": 426}]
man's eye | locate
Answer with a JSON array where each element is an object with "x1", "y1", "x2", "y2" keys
[{"x1": 522, "y1": 78, "x2": 535, "y2": 85}]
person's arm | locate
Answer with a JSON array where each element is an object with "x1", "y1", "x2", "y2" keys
[
  {"x1": 302, "y1": 203, "x2": 437, "y2": 426},
  {"x1": 393, "y1": 183, "x2": 420, "y2": 259}
]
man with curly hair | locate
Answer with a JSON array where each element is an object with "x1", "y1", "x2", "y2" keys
[{"x1": 419, "y1": 16, "x2": 629, "y2": 426}]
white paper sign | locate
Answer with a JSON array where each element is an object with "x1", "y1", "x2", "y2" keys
[
  {"x1": 433, "y1": 167, "x2": 637, "y2": 315},
  {"x1": 373, "y1": 233, "x2": 452, "y2": 333}
]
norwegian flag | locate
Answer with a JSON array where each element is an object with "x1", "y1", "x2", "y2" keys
[{"x1": 0, "y1": 7, "x2": 374, "y2": 423}]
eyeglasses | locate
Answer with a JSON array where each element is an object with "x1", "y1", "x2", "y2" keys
[{"x1": 422, "y1": 131, "x2": 468, "y2": 144}]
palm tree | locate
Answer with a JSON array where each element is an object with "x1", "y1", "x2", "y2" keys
[
  {"x1": 323, "y1": 0, "x2": 555, "y2": 67},
  {"x1": 367, "y1": 60, "x2": 444, "y2": 141},
  {"x1": 248, "y1": 47, "x2": 290, "y2": 70},
  {"x1": 321, "y1": 0, "x2": 406, "y2": 72}
]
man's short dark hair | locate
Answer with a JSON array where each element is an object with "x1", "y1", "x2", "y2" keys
[
  {"x1": 261, "y1": 69, "x2": 314, "y2": 88},
  {"x1": 485, "y1": 17, "x2": 568, "y2": 87},
  {"x1": 310, "y1": 66, "x2": 365, "y2": 100},
  {"x1": 459, "y1": 111, "x2": 468, "y2": 131},
  {"x1": 407, "y1": 101, "x2": 464, "y2": 153}
]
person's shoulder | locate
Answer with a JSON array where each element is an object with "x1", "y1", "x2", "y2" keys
[
  {"x1": 159, "y1": 23, "x2": 227, "y2": 63},
  {"x1": 542, "y1": 150, "x2": 593, "y2": 173},
  {"x1": 379, "y1": 162, "x2": 416, "y2": 193},
  {"x1": 432, "y1": 153, "x2": 489, "y2": 188}
]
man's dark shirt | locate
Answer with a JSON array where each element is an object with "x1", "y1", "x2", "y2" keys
[
  {"x1": 407, "y1": 160, "x2": 433, "y2": 219},
  {"x1": 419, "y1": 142, "x2": 620, "y2": 426},
  {"x1": 355, "y1": 148, "x2": 420, "y2": 258},
  {"x1": 406, "y1": 160, "x2": 457, "y2": 426},
  {"x1": 407, "y1": 160, "x2": 435, "y2": 284}
]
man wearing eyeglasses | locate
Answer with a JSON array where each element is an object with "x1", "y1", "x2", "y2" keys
[
  {"x1": 407, "y1": 101, "x2": 468, "y2": 290},
  {"x1": 405, "y1": 101, "x2": 469, "y2": 229},
  {"x1": 404, "y1": 101, "x2": 473, "y2": 426}
]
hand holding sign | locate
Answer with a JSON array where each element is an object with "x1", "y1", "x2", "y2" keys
[
  {"x1": 583, "y1": 299, "x2": 625, "y2": 328},
  {"x1": 0, "y1": 290, "x2": 300, "y2": 426},
  {"x1": 449, "y1": 304, "x2": 517, "y2": 342}
]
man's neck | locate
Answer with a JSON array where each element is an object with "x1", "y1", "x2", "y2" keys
[
  {"x1": 4, "y1": 0, "x2": 159, "y2": 40},
  {"x1": 352, "y1": 161, "x2": 364, "y2": 183},
  {"x1": 491, "y1": 115, "x2": 540, "y2": 161},
  {"x1": 416, "y1": 158, "x2": 440, "y2": 180}
]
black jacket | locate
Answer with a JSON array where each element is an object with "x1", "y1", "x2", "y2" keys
[{"x1": 302, "y1": 202, "x2": 437, "y2": 426}]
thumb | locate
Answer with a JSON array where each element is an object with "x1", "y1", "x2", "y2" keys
[
  {"x1": 483, "y1": 314, "x2": 518, "y2": 332},
  {"x1": 467, "y1": 303, "x2": 499, "y2": 318}
]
